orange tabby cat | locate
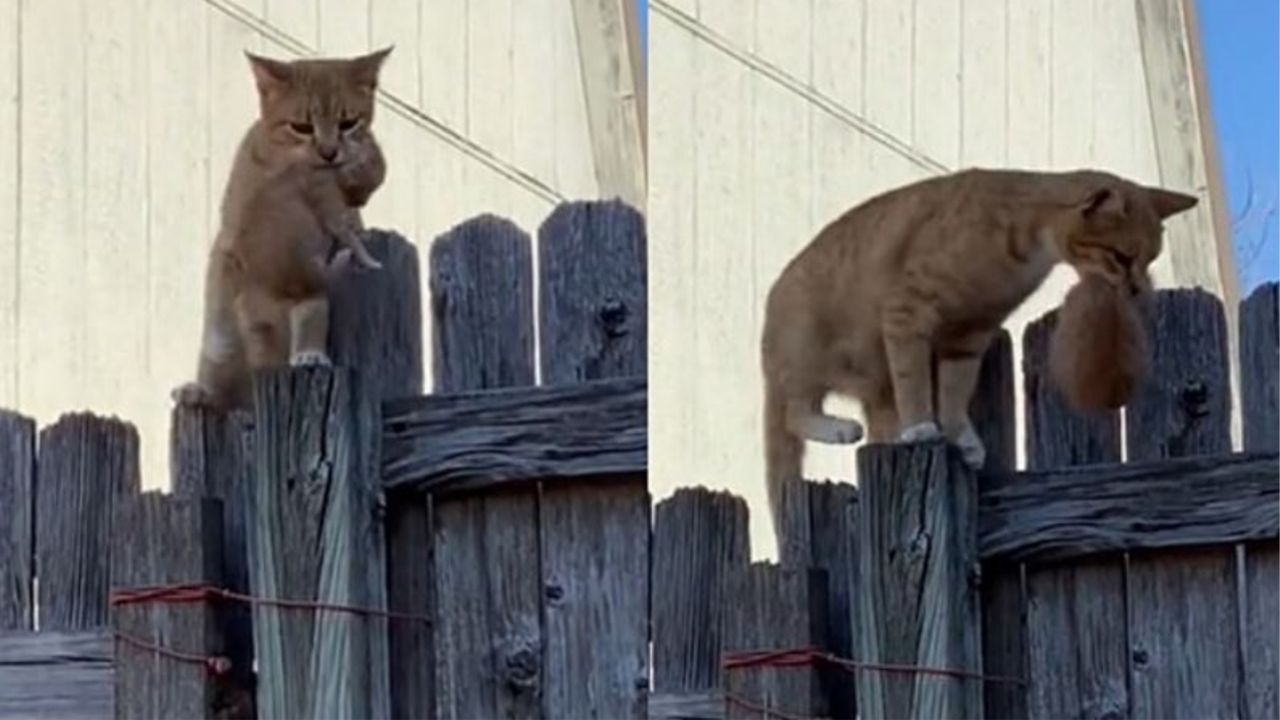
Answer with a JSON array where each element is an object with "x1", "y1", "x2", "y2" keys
[
  {"x1": 172, "y1": 48, "x2": 391, "y2": 411},
  {"x1": 1050, "y1": 272, "x2": 1150, "y2": 411},
  {"x1": 761, "y1": 168, "x2": 1197, "y2": 534}
]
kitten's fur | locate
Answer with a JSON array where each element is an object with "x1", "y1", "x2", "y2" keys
[
  {"x1": 173, "y1": 48, "x2": 391, "y2": 411},
  {"x1": 762, "y1": 168, "x2": 1197, "y2": 536},
  {"x1": 1050, "y1": 272, "x2": 1149, "y2": 411}
]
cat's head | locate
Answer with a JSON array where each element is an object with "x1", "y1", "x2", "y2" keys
[
  {"x1": 1057, "y1": 179, "x2": 1198, "y2": 297},
  {"x1": 245, "y1": 48, "x2": 392, "y2": 168}
]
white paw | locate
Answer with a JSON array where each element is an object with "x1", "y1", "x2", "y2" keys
[
  {"x1": 955, "y1": 426, "x2": 986, "y2": 469},
  {"x1": 291, "y1": 351, "x2": 332, "y2": 368},
  {"x1": 171, "y1": 382, "x2": 213, "y2": 406},
  {"x1": 802, "y1": 416, "x2": 865, "y2": 444},
  {"x1": 899, "y1": 421, "x2": 943, "y2": 443}
]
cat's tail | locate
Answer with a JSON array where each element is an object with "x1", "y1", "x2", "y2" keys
[{"x1": 764, "y1": 379, "x2": 804, "y2": 553}]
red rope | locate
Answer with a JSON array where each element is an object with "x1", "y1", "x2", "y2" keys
[
  {"x1": 110, "y1": 583, "x2": 432, "y2": 623},
  {"x1": 114, "y1": 630, "x2": 232, "y2": 676}
]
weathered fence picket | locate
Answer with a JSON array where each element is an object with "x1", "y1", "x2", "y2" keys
[{"x1": 0, "y1": 410, "x2": 34, "y2": 631}]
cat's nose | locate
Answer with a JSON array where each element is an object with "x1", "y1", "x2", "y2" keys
[{"x1": 317, "y1": 146, "x2": 339, "y2": 163}]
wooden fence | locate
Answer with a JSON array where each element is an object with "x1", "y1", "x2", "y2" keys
[
  {"x1": 652, "y1": 283, "x2": 1280, "y2": 720},
  {"x1": 0, "y1": 199, "x2": 650, "y2": 720}
]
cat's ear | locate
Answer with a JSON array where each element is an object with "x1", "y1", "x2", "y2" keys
[
  {"x1": 1144, "y1": 186, "x2": 1198, "y2": 220},
  {"x1": 245, "y1": 52, "x2": 292, "y2": 99},
  {"x1": 349, "y1": 47, "x2": 393, "y2": 91},
  {"x1": 1079, "y1": 187, "x2": 1126, "y2": 223}
]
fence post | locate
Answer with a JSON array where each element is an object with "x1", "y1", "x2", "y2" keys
[
  {"x1": 0, "y1": 411, "x2": 35, "y2": 631},
  {"x1": 856, "y1": 441, "x2": 981, "y2": 720},
  {"x1": 722, "y1": 563, "x2": 829, "y2": 719},
  {"x1": 112, "y1": 492, "x2": 225, "y2": 719},
  {"x1": 36, "y1": 413, "x2": 140, "y2": 631},
  {"x1": 1239, "y1": 282, "x2": 1278, "y2": 452},
  {"x1": 329, "y1": 229, "x2": 424, "y2": 720},
  {"x1": 249, "y1": 366, "x2": 379, "y2": 719}
]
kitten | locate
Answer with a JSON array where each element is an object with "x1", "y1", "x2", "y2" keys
[
  {"x1": 172, "y1": 48, "x2": 392, "y2": 411},
  {"x1": 1050, "y1": 272, "x2": 1149, "y2": 412},
  {"x1": 761, "y1": 168, "x2": 1197, "y2": 536}
]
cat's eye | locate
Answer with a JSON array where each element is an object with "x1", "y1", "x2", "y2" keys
[
  {"x1": 289, "y1": 122, "x2": 314, "y2": 135},
  {"x1": 338, "y1": 118, "x2": 360, "y2": 133}
]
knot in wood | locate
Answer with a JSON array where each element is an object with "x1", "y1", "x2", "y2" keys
[
  {"x1": 502, "y1": 643, "x2": 540, "y2": 689},
  {"x1": 544, "y1": 583, "x2": 564, "y2": 603},
  {"x1": 1131, "y1": 647, "x2": 1149, "y2": 666},
  {"x1": 1178, "y1": 380, "x2": 1210, "y2": 420},
  {"x1": 598, "y1": 298, "x2": 629, "y2": 339}
]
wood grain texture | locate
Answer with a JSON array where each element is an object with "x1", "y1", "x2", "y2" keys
[
  {"x1": 1024, "y1": 560, "x2": 1128, "y2": 719},
  {"x1": 1127, "y1": 289, "x2": 1232, "y2": 460},
  {"x1": 980, "y1": 563, "x2": 1026, "y2": 720},
  {"x1": 1244, "y1": 542, "x2": 1279, "y2": 719},
  {"x1": 37, "y1": 413, "x2": 140, "y2": 631},
  {"x1": 651, "y1": 488, "x2": 750, "y2": 694},
  {"x1": 249, "y1": 367, "x2": 383, "y2": 719},
  {"x1": 1240, "y1": 283, "x2": 1279, "y2": 452},
  {"x1": 972, "y1": 330, "x2": 1016, "y2": 473},
  {"x1": 722, "y1": 563, "x2": 828, "y2": 719},
  {"x1": 778, "y1": 480, "x2": 858, "y2": 720},
  {"x1": 429, "y1": 215, "x2": 535, "y2": 393},
  {"x1": 980, "y1": 453, "x2": 1279, "y2": 563},
  {"x1": 169, "y1": 405, "x2": 255, "y2": 695},
  {"x1": 538, "y1": 200, "x2": 647, "y2": 384},
  {"x1": 0, "y1": 410, "x2": 34, "y2": 630},
  {"x1": 855, "y1": 441, "x2": 982, "y2": 720},
  {"x1": 649, "y1": 691, "x2": 723, "y2": 720},
  {"x1": 385, "y1": 497, "x2": 434, "y2": 720},
  {"x1": 328, "y1": 229, "x2": 424, "y2": 720},
  {"x1": 111, "y1": 493, "x2": 224, "y2": 720},
  {"x1": 0, "y1": 630, "x2": 114, "y2": 720},
  {"x1": 1023, "y1": 310, "x2": 1121, "y2": 468},
  {"x1": 432, "y1": 490, "x2": 542, "y2": 720},
  {"x1": 382, "y1": 377, "x2": 646, "y2": 493},
  {"x1": 540, "y1": 480, "x2": 649, "y2": 718},
  {"x1": 1128, "y1": 547, "x2": 1241, "y2": 719}
]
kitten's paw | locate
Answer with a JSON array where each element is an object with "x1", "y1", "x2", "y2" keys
[
  {"x1": 291, "y1": 351, "x2": 332, "y2": 368},
  {"x1": 802, "y1": 416, "x2": 865, "y2": 444},
  {"x1": 172, "y1": 382, "x2": 214, "y2": 407},
  {"x1": 899, "y1": 421, "x2": 943, "y2": 443},
  {"x1": 954, "y1": 426, "x2": 986, "y2": 469}
]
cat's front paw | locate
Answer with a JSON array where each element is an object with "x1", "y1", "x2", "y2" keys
[
  {"x1": 899, "y1": 421, "x2": 943, "y2": 443},
  {"x1": 803, "y1": 416, "x2": 865, "y2": 444},
  {"x1": 954, "y1": 425, "x2": 986, "y2": 469},
  {"x1": 172, "y1": 382, "x2": 214, "y2": 407},
  {"x1": 291, "y1": 351, "x2": 332, "y2": 368}
]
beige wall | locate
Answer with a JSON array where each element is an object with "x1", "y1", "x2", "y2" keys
[
  {"x1": 649, "y1": 0, "x2": 1232, "y2": 558},
  {"x1": 0, "y1": 0, "x2": 617, "y2": 489}
]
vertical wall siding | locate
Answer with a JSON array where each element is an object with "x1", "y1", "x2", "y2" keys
[
  {"x1": 0, "y1": 0, "x2": 603, "y2": 488},
  {"x1": 649, "y1": 0, "x2": 1227, "y2": 557}
]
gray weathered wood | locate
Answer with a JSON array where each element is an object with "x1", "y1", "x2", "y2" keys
[
  {"x1": 648, "y1": 691, "x2": 724, "y2": 720},
  {"x1": 0, "y1": 411, "x2": 34, "y2": 631},
  {"x1": 855, "y1": 441, "x2": 982, "y2": 720},
  {"x1": 722, "y1": 563, "x2": 828, "y2": 719},
  {"x1": 1127, "y1": 288, "x2": 1232, "y2": 459},
  {"x1": 385, "y1": 496, "x2": 434, "y2": 720},
  {"x1": 538, "y1": 200, "x2": 646, "y2": 384},
  {"x1": 432, "y1": 490, "x2": 542, "y2": 719},
  {"x1": 980, "y1": 563, "x2": 1026, "y2": 720},
  {"x1": 541, "y1": 480, "x2": 650, "y2": 718},
  {"x1": 778, "y1": 479, "x2": 858, "y2": 719},
  {"x1": 37, "y1": 413, "x2": 140, "y2": 631},
  {"x1": 250, "y1": 367, "x2": 381, "y2": 720},
  {"x1": 1024, "y1": 560, "x2": 1127, "y2": 719},
  {"x1": 169, "y1": 405, "x2": 255, "y2": 706},
  {"x1": 429, "y1": 215, "x2": 535, "y2": 391},
  {"x1": 0, "y1": 630, "x2": 113, "y2": 719},
  {"x1": 329, "y1": 229, "x2": 423, "y2": 720},
  {"x1": 111, "y1": 492, "x2": 224, "y2": 719},
  {"x1": 1128, "y1": 548, "x2": 1241, "y2": 718},
  {"x1": 971, "y1": 329, "x2": 1015, "y2": 472},
  {"x1": 1023, "y1": 308, "x2": 1121, "y2": 469},
  {"x1": 652, "y1": 488, "x2": 750, "y2": 695},
  {"x1": 1240, "y1": 282, "x2": 1279, "y2": 452},
  {"x1": 1244, "y1": 542, "x2": 1279, "y2": 719},
  {"x1": 980, "y1": 452, "x2": 1279, "y2": 563},
  {"x1": 382, "y1": 377, "x2": 646, "y2": 493}
]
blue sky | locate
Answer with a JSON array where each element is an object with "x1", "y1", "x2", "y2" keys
[
  {"x1": 633, "y1": 1, "x2": 1275, "y2": 292},
  {"x1": 1198, "y1": 0, "x2": 1279, "y2": 293}
]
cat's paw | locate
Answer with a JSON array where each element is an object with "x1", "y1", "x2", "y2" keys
[
  {"x1": 954, "y1": 425, "x2": 986, "y2": 469},
  {"x1": 291, "y1": 351, "x2": 332, "y2": 368},
  {"x1": 802, "y1": 416, "x2": 865, "y2": 444},
  {"x1": 171, "y1": 382, "x2": 217, "y2": 407},
  {"x1": 899, "y1": 421, "x2": 943, "y2": 443}
]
